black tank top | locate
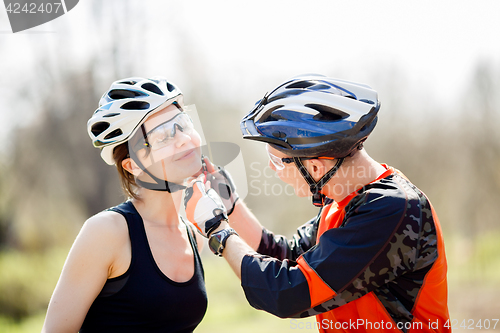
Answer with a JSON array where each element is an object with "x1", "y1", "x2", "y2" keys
[{"x1": 80, "y1": 201, "x2": 207, "y2": 333}]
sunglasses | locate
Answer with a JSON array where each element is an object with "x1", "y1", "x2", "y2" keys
[
  {"x1": 266, "y1": 145, "x2": 336, "y2": 170},
  {"x1": 133, "y1": 112, "x2": 194, "y2": 152}
]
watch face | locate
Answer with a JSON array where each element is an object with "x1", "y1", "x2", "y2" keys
[
  {"x1": 208, "y1": 228, "x2": 237, "y2": 256},
  {"x1": 209, "y1": 232, "x2": 224, "y2": 255}
]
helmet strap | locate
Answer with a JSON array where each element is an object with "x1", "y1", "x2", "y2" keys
[
  {"x1": 293, "y1": 157, "x2": 344, "y2": 207},
  {"x1": 128, "y1": 125, "x2": 186, "y2": 193}
]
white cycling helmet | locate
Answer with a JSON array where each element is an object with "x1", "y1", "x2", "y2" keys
[{"x1": 87, "y1": 76, "x2": 183, "y2": 165}]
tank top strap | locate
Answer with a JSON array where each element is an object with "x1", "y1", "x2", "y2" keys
[
  {"x1": 108, "y1": 202, "x2": 203, "y2": 275},
  {"x1": 181, "y1": 217, "x2": 204, "y2": 277},
  {"x1": 106, "y1": 200, "x2": 150, "y2": 269}
]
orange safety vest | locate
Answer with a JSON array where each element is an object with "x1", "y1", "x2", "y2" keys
[{"x1": 297, "y1": 166, "x2": 450, "y2": 332}]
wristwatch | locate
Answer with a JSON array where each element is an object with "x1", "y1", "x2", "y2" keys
[{"x1": 208, "y1": 228, "x2": 238, "y2": 256}]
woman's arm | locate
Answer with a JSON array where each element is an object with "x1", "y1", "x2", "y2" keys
[{"x1": 42, "y1": 211, "x2": 130, "y2": 333}]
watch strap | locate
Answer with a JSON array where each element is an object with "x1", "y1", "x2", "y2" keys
[{"x1": 208, "y1": 228, "x2": 238, "y2": 256}]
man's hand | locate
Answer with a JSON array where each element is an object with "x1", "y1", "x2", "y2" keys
[
  {"x1": 184, "y1": 175, "x2": 228, "y2": 237},
  {"x1": 202, "y1": 156, "x2": 239, "y2": 215}
]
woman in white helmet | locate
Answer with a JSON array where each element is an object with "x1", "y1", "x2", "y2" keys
[{"x1": 42, "y1": 77, "x2": 211, "y2": 333}]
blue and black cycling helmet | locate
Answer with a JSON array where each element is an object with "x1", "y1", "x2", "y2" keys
[{"x1": 240, "y1": 74, "x2": 380, "y2": 158}]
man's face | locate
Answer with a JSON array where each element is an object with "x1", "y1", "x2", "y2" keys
[{"x1": 266, "y1": 144, "x2": 311, "y2": 197}]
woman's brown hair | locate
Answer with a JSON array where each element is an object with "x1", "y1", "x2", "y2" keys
[{"x1": 113, "y1": 142, "x2": 140, "y2": 200}]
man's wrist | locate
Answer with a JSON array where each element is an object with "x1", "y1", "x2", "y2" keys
[
  {"x1": 208, "y1": 227, "x2": 238, "y2": 256},
  {"x1": 210, "y1": 220, "x2": 230, "y2": 235}
]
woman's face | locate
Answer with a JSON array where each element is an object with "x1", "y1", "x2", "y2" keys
[{"x1": 129, "y1": 103, "x2": 202, "y2": 184}]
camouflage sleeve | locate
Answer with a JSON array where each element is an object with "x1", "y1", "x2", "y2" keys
[
  {"x1": 256, "y1": 214, "x2": 319, "y2": 261},
  {"x1": 241, "y1": 255, "x2": 312, "y2": 318}
]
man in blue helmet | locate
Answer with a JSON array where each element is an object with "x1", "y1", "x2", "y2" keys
[{"x1": 184, "y1": 75, "x2": 450, "y2": 332}]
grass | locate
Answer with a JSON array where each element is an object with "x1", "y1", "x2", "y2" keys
[
  {"x1": 0, "y1": 248, "x2": 65, "y2": 321},
  {"x1": 0, "y1": 313, "x2": 45, "y2": 333},
  {"x1": 446, "y1": 232, "x2": 500, "y2": 286}
]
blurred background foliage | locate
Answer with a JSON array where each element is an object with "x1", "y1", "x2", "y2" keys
[{"x1": 1, "y1": 1, "x2": 500, "y2": 332}]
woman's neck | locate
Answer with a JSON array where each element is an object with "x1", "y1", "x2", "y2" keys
[{"x1": 131, "y1": 189, "x2": 184, "y2": 227}]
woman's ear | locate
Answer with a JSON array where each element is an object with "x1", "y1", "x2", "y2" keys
[{"x1": 122, "y1": 157, "x2": 142, "y2": 177}]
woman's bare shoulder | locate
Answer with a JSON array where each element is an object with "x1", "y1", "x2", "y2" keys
[
  {"x1": 79, "y1": 209, "x2": 129, "y2": 247},
  {"x1": 86, "y1": 209, "x2": 127, "y2": 227}
]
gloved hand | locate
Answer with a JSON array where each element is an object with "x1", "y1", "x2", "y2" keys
[
  {"x1": 184, "y1": 174, "x2": 228, "y2": 237},
  {"x1": 202, "y1": 156, "x2": 239, "y2": 215}
]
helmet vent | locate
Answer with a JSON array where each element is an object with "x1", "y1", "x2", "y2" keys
[
  {"x1": 259, "y1": 105, "x2": 283, "y2": 122},
  {"x1": 306, "y1": 104, "x2": 349, "y2": 121},
  {"x1": 118, "y1": 80, "x2": 137, "y2": 85},
  {"x1": 360, "y1": 99, "x2": 375, "y2": 105},
  {"x1": 268, "y1": 90, "x2": 303, "y2": 103},
  {"x1": 272, "y1": 131, "x2": 286, "y2": 138},
  {"x1": 286, "y1": 81, "x2": 316, "y2": 89},
  {"x1": 108, "y1": 89, "x2": 144, "y2": 100},
  {"x1": 104, "y1": 129, "x2": 123, "y2": 140},
  {"x1": 103, "y1": 113, "x2": 120, "y2": 118},
  {"x1": 120, "y1": 101, "x2": 151, "y2": 110},
  {"x1": 141, "y1": 83, "x2": 164, "y2": 95},
  {"x1": 309, "y1": 84, "x2": 331, "y2": 91},
  {"x1": 91, "y1": 122, "x2": 110, "y2": 136},
  {"x1": 166, "y1": 82, "x2": 176, "y2": 92}
]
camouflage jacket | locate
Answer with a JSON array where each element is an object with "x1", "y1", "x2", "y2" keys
[{"x1": 241, "y1": 169, "x2": 449, "y2": 331}]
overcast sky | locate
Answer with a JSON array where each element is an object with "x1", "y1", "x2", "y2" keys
[{"x1": 1, "y1": 0, "x2": 499, "y2": 142}]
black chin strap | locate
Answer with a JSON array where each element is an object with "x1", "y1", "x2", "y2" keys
[
  {"x1": 293, "y1": 157, "x2": 344, "y2": 207},
  {"x1": 129, "y1": 125, "x2": 186, "y2": 193},
  {"x1": 130, "y1": 152, "x2": 186, "y2": 193}
]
